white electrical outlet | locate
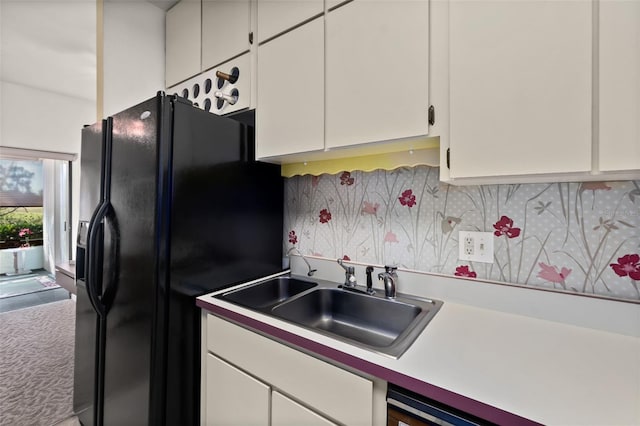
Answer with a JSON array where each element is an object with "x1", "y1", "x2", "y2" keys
[{"x1": 458, "y1": 231, "x2": 494, "y2": 263}]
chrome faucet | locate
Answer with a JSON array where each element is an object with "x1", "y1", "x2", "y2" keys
[
  {"x1": 378, "y1": 266, "x2": 398, "y2": 299},
  {"x1": 337, "y1": 259, "x2": 357, "y2": 288},
  {"x1": 286, "y1": 247, "x2": 317, "y2": 276}
]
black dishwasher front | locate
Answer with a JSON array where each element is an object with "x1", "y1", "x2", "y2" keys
[{"x1": 387, "y1": 384, "x2": 493, "y2": 426}]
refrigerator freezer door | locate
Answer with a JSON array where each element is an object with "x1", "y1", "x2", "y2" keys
[{"x1": 74, "y1": 122, "x2": 104, "y2": 426}]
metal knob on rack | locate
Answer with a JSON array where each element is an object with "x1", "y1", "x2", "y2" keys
[
  {"x1": 214, "y1": 89, "x2": 239, "y2": 108},
  {"x1": 215, "y1": 67, "x2": 239, "y2": 87}
]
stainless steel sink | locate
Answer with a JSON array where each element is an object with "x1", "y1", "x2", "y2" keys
[
  {"x1": 220, "y1": 276, "x2": 317, "y2": 309},
  {"x1": 216, "y1": 275, "x2": 442, "y2": 358}
]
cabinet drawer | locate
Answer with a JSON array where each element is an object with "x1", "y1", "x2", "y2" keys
[
  {"x1": 207, "y1": 314, "x2": 374, "y2": 425},
  {"x1": 206, "y1": 353, "x2": 270, "y2": 426}
]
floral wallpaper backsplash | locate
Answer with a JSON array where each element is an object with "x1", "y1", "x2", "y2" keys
[{"x1": 284, "y1": 166, "x2": 640, "y2": 302}]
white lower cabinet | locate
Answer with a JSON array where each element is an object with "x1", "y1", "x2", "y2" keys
[
  {"x1": 272, "y1": 391, "x2": 337, "y2": 426},
  {"x1": 205, "y1": 354, "x2": 269, "y2": 426},
  {"x1": 202, "y1": 314, "x2": 385, "y2": 426}
]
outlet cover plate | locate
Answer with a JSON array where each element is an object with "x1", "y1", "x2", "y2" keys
[{"x1": 458, "y1": 231, "x2": 494, "y2": 263}]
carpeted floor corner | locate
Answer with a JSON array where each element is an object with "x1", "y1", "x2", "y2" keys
[{"x1": 0, "y1": 300, "x2": 75, "y2": 426}]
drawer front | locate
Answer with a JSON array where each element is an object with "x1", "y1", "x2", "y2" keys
[
  {"x1": 206, "y1": 353, "x2": 270, "y2": 426},
  {"x1": 55, "y1": 270, "x2": 76, "y2": 294},
  {"x1": 207, "y1": 314, "x2": 374, "y2": 425}
]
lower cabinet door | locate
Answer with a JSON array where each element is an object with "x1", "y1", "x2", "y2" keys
[
  {"x1": 272, "y1": 391, "x2": 338, "y2": 426},
  {"x1": 205, "y1": 353, "x2": 270, "y2": 426}
]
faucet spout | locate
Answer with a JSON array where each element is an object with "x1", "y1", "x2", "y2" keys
[
  {"x1": 378, "y1": 266, "x2": 398, "y2": 299},
  {"x1": 287, "y1": 247, "x2": 317, "y2": 276}
]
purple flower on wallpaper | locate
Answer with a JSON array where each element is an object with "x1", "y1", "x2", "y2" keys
[
  {"x1": 288, "y1": 230, "x2": 298, "y2": 245},
  {"x1": 398, "y1": 189, "x2": 416, "y2": 208},
  {"x1": 311, "y1": 176, "x2": 320, "y2": 188},
  {"x1": 454, "y1": 265, "x2": 476, "y2": 278},
  {"x1": 342, "y1": 255, "x2": 351, "y2": 261},
  {"x1": 319, "y1": 209, "x2": 332, "y2": 224},
  {"x1": 361, "y1": 201, "x2": 379, "y2": 216},
  {"x1": 610, "y1": 254, "x2": 640, "y2": 280},
  {"x1": 537, "y1": 263, "x2": 572, "y2": 284},
  {"x1": 339, "y1": 171, "x2": 354, "y2": 186},
  {"x1": 384, "y1": 231, "x2": 399, "y2": 243},
  {"x1": 493, "y1": 215, "x2": 521, "y2": 238}
]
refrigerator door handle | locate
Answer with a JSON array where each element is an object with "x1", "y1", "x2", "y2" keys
[
  {"x1": 86, "y1": 201, "x2": 109, "y2": 318},
  {"x1": 100, "y1": 204, "x2": 120, "y2": 313}
]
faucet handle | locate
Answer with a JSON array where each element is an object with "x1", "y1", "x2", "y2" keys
[
  {"x1": 337, "y1": 258, "x2": 354, "y2": 273},
  {"x1": 384, "y1": 265, "x2": 398, "y2": 274}
]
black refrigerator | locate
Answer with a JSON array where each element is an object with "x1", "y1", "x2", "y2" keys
[{"x1": 73, "y1": 93, "x2": 283, "y2": 426}]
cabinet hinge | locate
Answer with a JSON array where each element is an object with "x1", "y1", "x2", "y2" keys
[
  {"x1": 428, "y1": 105, "x2": 435, "y2": 126},
  {"x1": 249, "y1": 32, "x2": 254, "y2": 44},
  {"x1": 446, "y1": 148, "x2": 450, "y2": 169}
]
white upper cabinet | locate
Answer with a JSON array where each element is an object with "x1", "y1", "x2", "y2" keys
[
  {"x1": 165, "y1": 0, "x2": 201, "y2": 87},
  {"x1": 166, "y1": 0, "x2": 252, "y2": 88},
  {"x1": 325, "y1": 0, "x2": 430, "y2": 150},
  {"x1": 599, "y1": 0, "x2": 640, "y2": 173},
  {"x1": 256, "y1": 17, "x2": 325, "y2": 158},
  {"x1": 447, "y1": 0, "x2": 592, "y2": 180},
  {"x1": 257, "y1": 0, "x2": 323, "y2": 43},
  {"x1": 202, "y1": 0, "x2": 251, "y2": 70}
]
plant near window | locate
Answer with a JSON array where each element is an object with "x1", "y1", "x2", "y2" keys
[{"x1": 19, "y1": 228, "x2": 33, "y2": 247}]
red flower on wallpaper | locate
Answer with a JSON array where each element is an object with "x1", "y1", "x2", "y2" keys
[
  {"x1": 537, "y1": 263, "x2": 572, "y2": 284},
  {"x1": 493, "y1": 215, "x2": 521, "y2": 238},
  {"x1": 610, "y1": 254, "x2": 640, "y2": 280},
  {"x1": 342, "y1": 255, "x2": 351, "y2": 261},
  {"x1": 580, "y1": 181, "x2": 611, "y2": 192},
  {"x1": 398, "y1": 189, "x2": 416, "y2": 207},
  {"x1": 288, "y1": 230, "x2": 298, "y2": 245},
  {"x1": 319, "y1": 209, "x2": 332, "y2": 224},
  {"x1": 454, "y1": 265, "x2": 476, "y2": 278},
  {"x1": 340, "y1": 171, "x2": 354, "y2": 186},
  {"x1": 311, "y1": 176, "x2": 320, "y2": 188}
]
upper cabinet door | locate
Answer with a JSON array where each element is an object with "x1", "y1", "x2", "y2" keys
[
  {"x1": 202, "y1": 0, "x2": 251, "y2": 70},
  {"x1": 256, "y1": 18, "x2": 324, "y2": 159},
  {"x1": 448, "y1": 0, "x2": 592, "y2": 179},
  {"x1": 325, "y1": 0, "x2": 430, "y2": 150},
  {"x1": 165, "y1": 0, "x2": 201, "y2": 87},
  {"x1": 257, "y1": 0, "x2": 323, "y2": 44},
  {"x1": 599, "y1": 0, "x2": 640, "y2": 172}
]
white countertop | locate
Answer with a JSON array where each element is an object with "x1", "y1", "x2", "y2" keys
[{"x1": 197, "y1": 258, "x2": 640, "y2": 425}]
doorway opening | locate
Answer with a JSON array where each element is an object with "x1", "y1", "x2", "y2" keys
[{"x1": 0, "y1": 153, "x2": 73, "y2": 311}]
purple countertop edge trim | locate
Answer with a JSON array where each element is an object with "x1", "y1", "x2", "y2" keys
[{"x1": 197, "y1": 298, "x2": 542, "y2": 426}]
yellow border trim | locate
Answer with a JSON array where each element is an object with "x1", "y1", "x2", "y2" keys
[{"x1": 281, "y1": 148, "x2": 439, "y2": 177}]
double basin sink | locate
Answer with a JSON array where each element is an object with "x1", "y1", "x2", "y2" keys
[{"x1": 215, "y1": 275, "x2": 443, "y2": 358}]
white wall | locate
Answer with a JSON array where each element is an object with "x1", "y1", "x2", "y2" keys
[
  {"x1": 102, "y1": 2, "x2": 165, "y2": 117},
  {"x1": 0, "y1": 0, "x2": 97, "y2": 259}
]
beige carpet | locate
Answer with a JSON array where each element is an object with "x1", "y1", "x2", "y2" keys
[{"x1": 0, "y1": 300, "x2": 76, "y2": 425}]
